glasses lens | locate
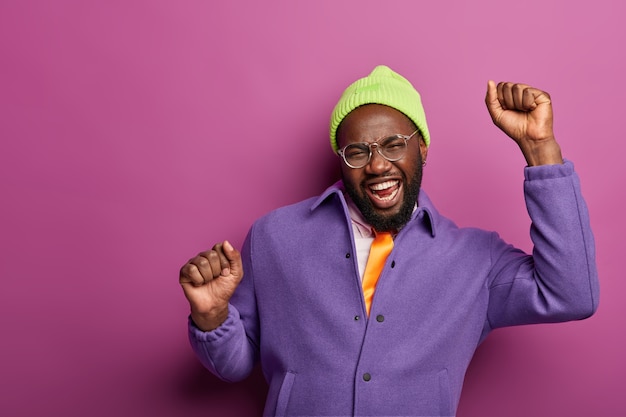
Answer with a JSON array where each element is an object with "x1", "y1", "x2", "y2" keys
[
  {"x1": 380, "y1": 136, "x2": 407, "y2": 161},
  {"x1": 344, "y1": 144, "x2": 370, "y2": 168}
]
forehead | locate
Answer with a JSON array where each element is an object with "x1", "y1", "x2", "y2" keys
[{"x1": 337, "y1": 104, "x2": 414, "y2": 145}]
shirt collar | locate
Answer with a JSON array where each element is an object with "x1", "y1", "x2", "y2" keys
[{"x1": 345, "y1": 193, "x2": 376, "y2": 238}]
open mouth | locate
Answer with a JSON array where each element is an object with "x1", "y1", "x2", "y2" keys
[{"x1": 368, "y1": 179, "x2": 400, "y2": 204}]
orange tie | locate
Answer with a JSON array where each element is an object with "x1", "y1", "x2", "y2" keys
[{"x1": 362, "y1": 231, "x2": 394, "y2": 316}]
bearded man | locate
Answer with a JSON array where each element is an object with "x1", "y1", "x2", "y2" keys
[{"x1": 179, "y1": 65, "x2": 599, "y2": 417}]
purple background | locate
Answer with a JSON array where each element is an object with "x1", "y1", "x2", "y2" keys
[{"x1": 1, "y1": 1, "x2": 623, "y2": 416}]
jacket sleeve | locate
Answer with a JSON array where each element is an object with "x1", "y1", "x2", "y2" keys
[
  {"x1": 486, "y1": 160, "x2": 599, "y2": 330},
  {"x1": 187, "y1": 229, "x2": 260, "y2": 383}
]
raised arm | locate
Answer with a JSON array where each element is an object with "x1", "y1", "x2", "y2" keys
[{"x1": 483, "y1": 81, "x2": 599, "y2": 329}]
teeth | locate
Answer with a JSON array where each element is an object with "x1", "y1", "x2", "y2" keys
[
  {"x1": 370, "y1": 180, "x2": 398, "y2": 191},
  {"x1": 374, "y1": 188, "x2": 399, "y2": 202},
  {"x1": 369, "y1": 180, "x2": 400, "y2": 202}
]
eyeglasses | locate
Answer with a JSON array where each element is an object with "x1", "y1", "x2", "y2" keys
[{"x1": 337, "y1": 130, "x2": 419, "y2": 169}]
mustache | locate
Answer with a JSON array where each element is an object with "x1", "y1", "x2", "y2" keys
[{"x1": 360, "y1": 172, "x2": 404, "y2": 187}]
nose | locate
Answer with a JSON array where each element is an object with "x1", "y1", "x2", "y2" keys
[{"x1": 365, "y1": 144, "x2": 392, "y2": 174}]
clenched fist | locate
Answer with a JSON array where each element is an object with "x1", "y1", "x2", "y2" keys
[
  {"x1": 485, "y1": 81, "x2": 563, "y2": 166},
  {"x1": 179, "y1": 240, "x2": 244, "y2": 331}
]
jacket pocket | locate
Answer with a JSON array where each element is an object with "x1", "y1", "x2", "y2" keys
[{"x1": 274, "y1": 371, "x2": 296, "y2": 417}]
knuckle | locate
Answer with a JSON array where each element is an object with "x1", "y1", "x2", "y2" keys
[
  {"x1": 180, "y1": 263, "x2": 194, "y2": 276},
  {"x1": 180, "y1": 263, "x2": 200, "y2": 282},
  {"x1": 206, "y1": 251, "x2": 220, "y2": 264},
  {"x1": 195, "y1": 255, "x2": 209, "y2": 266}
]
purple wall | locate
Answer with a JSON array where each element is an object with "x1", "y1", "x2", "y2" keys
[{"x1": 1, "y1": 1, "x2": 623, "y2": 416}]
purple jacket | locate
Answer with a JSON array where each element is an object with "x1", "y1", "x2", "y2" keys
[{"x1": 189, "y1": 161, "x2": 599, "y2": 416}]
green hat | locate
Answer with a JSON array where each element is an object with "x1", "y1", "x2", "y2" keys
[{"x1": 329, "y1": 65, "x2": 430, "y2": 153}]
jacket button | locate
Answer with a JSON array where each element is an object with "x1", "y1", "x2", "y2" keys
[
  {"x1": 376, "y1": 315, "x2": 384, "y2": 322},
  {"x1": 346, "y1": 253, "x2": 351, "y2": 258},
  {"x1": 363, "y1": 373, "x2": 371, "y2": 381},
  {"x1": 391, "y1": 260, "x2": 395, "y2": 268},
  {"x1": 354, "y1": 315, "x2": 360, "y2": 321}
]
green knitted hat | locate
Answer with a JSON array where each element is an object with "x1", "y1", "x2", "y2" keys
[{"x1": 329, "y1": 65, "x2": 430, "y2": 153}]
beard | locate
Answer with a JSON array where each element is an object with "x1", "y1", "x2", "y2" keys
[{"x1": 344, "y1": 159, "x2": 423, "y2": 233}]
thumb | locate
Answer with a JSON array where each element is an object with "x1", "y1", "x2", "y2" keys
[
  {"x1": 484, "y1": 80, "x2": 502, "y2": 120},
  {"x1": 222, "y1": 240, "x2": 243, "y2": 279}
]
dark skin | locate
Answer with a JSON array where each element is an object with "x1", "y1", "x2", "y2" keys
[
  {"x1": 486, "y1": 80, "x2": 562, "y2": 166},
  {"x1": 336, "y1": 104, "x2": 428, "y2": 233},
  {"x1": 180, "y1": 81, "x2": 563, "y2": 331}
]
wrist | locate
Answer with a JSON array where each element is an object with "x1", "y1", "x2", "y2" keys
[
  {"x1": 519, "y1": 137, "x2": 563, "y2": 166},
  {"x1": 191, "y1": 305, "x2": 229, "y2": 332}
]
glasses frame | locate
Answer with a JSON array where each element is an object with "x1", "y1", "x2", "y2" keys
[{"x1": 337, "y1": 129, "x2": 419, "y2": 169}]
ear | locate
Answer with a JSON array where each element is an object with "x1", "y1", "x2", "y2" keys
[{"x1": 419, "y1": 137, "x2": 429, "y2": 163}]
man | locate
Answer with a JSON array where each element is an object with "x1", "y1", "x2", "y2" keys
[{"x1": 179, "y1": 65, "x2": 599, "y2": 416}]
